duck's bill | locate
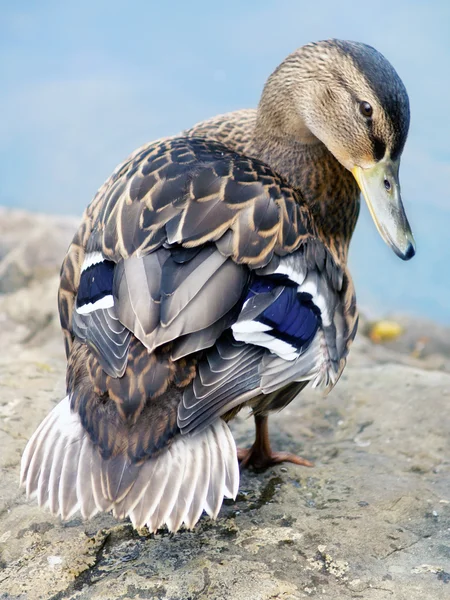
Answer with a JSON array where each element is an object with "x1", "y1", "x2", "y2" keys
[{"x1": 352, "y1": 160, "x2": 415, "y2": 260}]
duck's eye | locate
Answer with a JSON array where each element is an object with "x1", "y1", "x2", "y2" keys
[{"x1": 360, "y1": 101, "x2": 373, "y2": 118}]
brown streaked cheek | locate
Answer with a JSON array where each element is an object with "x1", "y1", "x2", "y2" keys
[{"x1": 351, "y1": 134, "x2": 379, "y2": 167}]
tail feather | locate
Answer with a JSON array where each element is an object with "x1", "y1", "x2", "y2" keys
[
  {"x1": 91, "y1": 449, "x2": 114, "y2": 513},
  {"x1": 103, "y1": 456, "x2": 140, "y2": 505},
  {"x1": 77, "y1": 437, "x2": 98, "y2": 519},
  {"x1": 22, "y1": 408, "x2": 59, "y2": 497},
  {"x1": 223, "y1": 422, "x2": 240, "y2": 498},
  {"x1": 154, "y1": 445, "x2": 185, "y2": 530},
  {"x1": 48, "y1": 432, "x2": 68, "y2": 515},
  {"x1": 59, "y1": 436, "x2": 82, "y2": 520},
  {"x1": 206, "y1": 424, "x2": 225, "y2": 518},
  {"x1": 183, "y1": 436, "x2": 211, "y2": 529},
  {"x1": 20, "y1": 396, "x2": 239, "y2": 532},
  {"x1": 37, "y1": 430, "x2": 58, "y2": 508},
  {"x1": 165, "y1": 442, "x2": 196, "y2": 532},
  {"x1": 127, "y1": 452, "x2": 172, "y2": 528}
]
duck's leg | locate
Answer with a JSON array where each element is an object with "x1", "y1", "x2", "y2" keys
[{"x1": 237, "y1": 414, "x2": 313, "y2": 469}]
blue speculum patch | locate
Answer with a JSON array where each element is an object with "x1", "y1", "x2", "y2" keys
[
  {"x1": 76, "y1": 260, "x2": 115, "y2": 309},
  {"x1": 246, "y1": 276, "x2": 321, "y2": 350}
]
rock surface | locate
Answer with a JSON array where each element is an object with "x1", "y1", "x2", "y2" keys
[{"x1": 1, "y1": 209, "x2": 449, "y2": 600}]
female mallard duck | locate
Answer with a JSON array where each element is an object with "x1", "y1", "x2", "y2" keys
[{"x1": 21, "y1": 39, "x2": 414, "y2": 532}]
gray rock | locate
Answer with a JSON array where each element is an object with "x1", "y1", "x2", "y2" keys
[
  {"x1": 359, "y1": 311, "x2": 450, "y2": 362},
  {"x1": 378, "y1": 313, "x2": 450, "y2": 361},
  {"x1": 1, "y1": 209, "x2": 449, "y2": 600},
  {"x1": 0, "y1": 208, "x2": 78, "y2": 294}
]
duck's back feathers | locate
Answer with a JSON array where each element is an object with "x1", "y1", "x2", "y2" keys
[
  {"x1": 23, "y1": 136, "x2": 358, "y2": 531},
  {"x1": 92, "y1": 136, "x2": 313, "y2": 263}
]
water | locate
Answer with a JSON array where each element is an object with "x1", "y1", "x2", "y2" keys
[{"x1": 1, "y1": 1, "x2": 449, "y2": 322}]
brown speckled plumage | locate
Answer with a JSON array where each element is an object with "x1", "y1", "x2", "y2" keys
[
  {"x1": 22, "y1": 39, "x2": 412, "y2": 532},
  {"x1": 58, "y1": 136, "x2": 355, "y2": 453},
  {"x1": 185, "y1": 119, "x2": 361, "y2": 262}
]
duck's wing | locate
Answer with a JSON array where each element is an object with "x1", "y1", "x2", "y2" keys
[
  {"x1": 61, "y1": 135, "x2": 356, "y2": 409},
  {"x1": 177, "y1": 239, "x2": 358, "y2": 434},
  {"x1": 23, "y1": 136, "x2": 357, "y2": 531}
]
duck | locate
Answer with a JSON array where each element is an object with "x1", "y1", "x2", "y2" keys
[{"x1": 21, "y1": 39, "x2": 415, "y2": 533}]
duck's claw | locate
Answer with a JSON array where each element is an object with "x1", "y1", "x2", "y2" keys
[
  {"x1": 237, "y1": 414, "x2": 313, "y2": 470},
  {"x1": 237, "y1": 446, "x2": 313, "y2": 470}
]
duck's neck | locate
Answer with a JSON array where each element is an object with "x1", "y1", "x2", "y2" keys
[{"x1": 249, "y1": 132, "x2": 361, "y2": 263}]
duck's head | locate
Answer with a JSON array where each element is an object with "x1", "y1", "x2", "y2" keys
[{"x1": 258, "y1": 39, "x2": 415, "y2": 260}]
